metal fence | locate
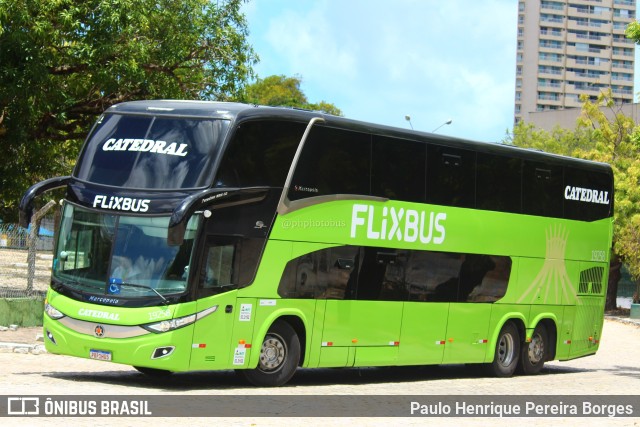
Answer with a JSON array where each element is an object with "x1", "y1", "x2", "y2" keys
[
  {"x1": 0, "y1": 205, "x2": 58, "y2": 298},
  {"x1": 0, "y1": 246, "x2": 51, "y2": 298},
  {"x1": 0, "y1": 221, "x2": 55, "y2": 251}
]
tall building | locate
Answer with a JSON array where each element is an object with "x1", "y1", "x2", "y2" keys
[{"x1": 514, "y1": 0, "x2": 636, "y2": 126}]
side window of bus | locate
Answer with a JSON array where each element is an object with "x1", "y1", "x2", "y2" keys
[
  {"x1": 278, "y1": 246, "x2": 511, "y2": 303},
  {"x1": 522, "y1": 161, "x2": 563, "y2": 218},
  {"x1": 277, "y1": 246, "x2": 360, "y2": 299},
  {"x1": 476, "y1": 153, "x2": 522, "y2": 213},
  {"x1": 408, "y1": 251, "x2": 511, "y2": 303},
  {"x1": 371, "y1": 136, "x2": 426, "y2": 203},
  {"x1": 198, "y1": 237, "x2": 238, "y2": 296},
  {"x1": 355, "y1": 248, "x2": 408, "y2": 301},
  {"x1": 465, "y1": 255, "x2": 511, "y2": 302},
  {"x1": 426, "y1": 145, "x2": 476, "y2": 208},
  {"x1": 289, "y1": 127, "x2": 371, "y2": 200},
  {"x1": 421, "y1": 252, "x2": 463, "y2": 302},
  {"x1": 215, "y1": 121, "x2": 306, "y2": 188}
]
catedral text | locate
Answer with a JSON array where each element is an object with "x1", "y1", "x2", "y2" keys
[
  {"x1": 564, "y1": 186, "x2": 610, "y2": 205},
  {"x1": 78, "y1": 308, "x2": 120, "y2": 321},
  {"x1": 102, "y1": 138, "x2": 188, "y2": 157}
]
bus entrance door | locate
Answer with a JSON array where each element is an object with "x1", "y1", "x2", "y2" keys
[{"x1": 189, "y1": 292, "x2": 238, "y2": 370}]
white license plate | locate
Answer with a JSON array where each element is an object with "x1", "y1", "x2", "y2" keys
[{"x1": 89, "y1": 349, "x2": 112, "y2": 361}]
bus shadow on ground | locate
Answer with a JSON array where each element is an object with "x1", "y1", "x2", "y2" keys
[
  {"x1": 39, "y1": 363, "x2": 592, "y2": 391},
  {"x1": 608, "y1": 365, "x2": 640, "y2": 380}
]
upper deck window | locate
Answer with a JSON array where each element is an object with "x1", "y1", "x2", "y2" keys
[{"x1": 74, "y1": 114, "x2": 229, "y2": 190}]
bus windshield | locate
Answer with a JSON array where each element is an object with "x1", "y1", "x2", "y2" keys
[
  {"x1": 74, "y1": 114, "x2": 229, "y2": 190},
  {"x1": 53, "y1": 204, "x2": 199, "y2": 299}
]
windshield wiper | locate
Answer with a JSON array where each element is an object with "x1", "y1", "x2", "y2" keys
[{"x1": 119, "y1": 282, "x2": 169, "y2": 305}]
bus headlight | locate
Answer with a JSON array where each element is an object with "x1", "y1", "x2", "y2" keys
[
  {"x1": 141, "y1": 305, "x2": 218, "y2": 333},
  {"x1": 143, "y1": 313, "x2": 197, "y2": 333},
  {"x1": 45, "y1": 302, "x2": 65, "y2": 320}
]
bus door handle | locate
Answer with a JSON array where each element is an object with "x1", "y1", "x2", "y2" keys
[{"x1": 225, "y1": 305, "x2": 233, "y2": 314}]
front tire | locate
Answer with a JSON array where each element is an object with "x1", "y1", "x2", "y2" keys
[
  {"x1": 238, "y1": 320, "x2": 300, "y2": 387},
  {"x1": 518, "y1": 324, "x2": 548, "y2": 375},
  {"x1": 486, "y1": 321, "x2": 520, "y2": 377}
]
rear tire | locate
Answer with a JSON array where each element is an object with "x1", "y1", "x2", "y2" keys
[
  {"x1": 486, "y1": 321, "x2": 520, "y2": 377},
  {"x1": 237, "y1": 320, "x2": 300, "y2": 387},
  {"x1": 518, "y1": 324, "x2": 548, "y2": 375}
]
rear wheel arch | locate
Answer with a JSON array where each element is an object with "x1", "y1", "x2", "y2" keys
[{"x1": 535, "y1": 318, "x2": 557, "y2": 361}]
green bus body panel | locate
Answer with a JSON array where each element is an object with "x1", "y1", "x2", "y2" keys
[
  {"x1": 43, "y1": 197, "x2": 612, "y2": 374},
  {"x1": 443, "y1": 304, "x2": 492, "y2": 364},
  {"x1": 189, "y1": 291, "x2": 238, "y2": 370},
  {"x1": 398, "y1": 303, "x2": 448, "y2": 365},
  {"x1": 269, "y1": 200, "x2": 612, "y2": 262}
]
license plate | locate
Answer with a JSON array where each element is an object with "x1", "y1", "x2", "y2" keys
[{"x1": 89, "y1": 349, "x2": 112, "y2": 361}]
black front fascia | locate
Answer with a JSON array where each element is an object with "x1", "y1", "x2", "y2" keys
[
  {"x1": 200, "y1": 188, "x2": 281, "y2": 238},
  {"x1": 65, "y1": 180, "x2": 194, "y2": 215},
  {"x1": 50, "y1": 277, "x2": 191, "y2": 308},
  {"x1": 57, "y1": 184, "x2": 282, "y2": 307},
  {"x1": 185, "y1": 188, "x2": 282, "y2": 302}
]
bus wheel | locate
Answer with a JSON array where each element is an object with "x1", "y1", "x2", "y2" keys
[
  {"x1": 238, "y1": 320, "x2": 300, "y2": 387},
  {"x1": 134, "y1": 366, "x2": 172, "y2": 377},
  {"x1": 518, "y1": 324, "x2": 548, "y2": 375},
  {"x1": 487, "y1": 321, "x2": 520, "y2": 377}
]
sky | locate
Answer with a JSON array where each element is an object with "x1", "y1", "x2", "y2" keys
[{"x1": 242, "y1": 0, "x2": 521, "y2": 143}]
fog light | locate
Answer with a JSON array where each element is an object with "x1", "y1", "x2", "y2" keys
[
  {"x1": 152, "y1": 346, "x2": 175, "y2": 359},
  {"x1": 46, "y1": 329, "x2": 57, "y2": 345}
]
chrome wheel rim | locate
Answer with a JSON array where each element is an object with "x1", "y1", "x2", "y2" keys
[
  {"x1": 258, "y1": 333, "x2": 287, "y2": 372},
  {"x1": 527, "y1": 332, "x2": 544, "y2": 364},
  {"x1": 497, "y1": 333, "x2": 515, "y2": 367}
]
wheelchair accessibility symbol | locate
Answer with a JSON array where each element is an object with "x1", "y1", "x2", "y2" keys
[{"x1": 108, "y1": 278, "x2": 122, "y2": 295}]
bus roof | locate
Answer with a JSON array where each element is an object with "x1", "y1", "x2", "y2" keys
[{"x1": 105, "y1": 100, "x2": 612, "y2": 175}]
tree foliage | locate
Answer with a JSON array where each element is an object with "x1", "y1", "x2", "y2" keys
[
  {"x1": 239, "y1": 74, "x2": 342, "y2": 116},
  {"x1": 0, "y1": 0, "x2": 257, "y2": 221},
  {"x1": 625, "y1": 20, "x2": 640, "y2": 44},
  {"x1": 507, "y1": 91, "x2": 640, "y2": 306}
]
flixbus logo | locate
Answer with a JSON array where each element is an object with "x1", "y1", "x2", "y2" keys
[{"x1": 350, "y1": 204, "x2": 447, "y2": 244}]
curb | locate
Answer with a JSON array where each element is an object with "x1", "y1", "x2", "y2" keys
[
  {"x1": 604, "y1": 315, "x2": 640, "y2": 327},
  {"x1": 0, "y1": 342, "x2": 47, "y2": 354}
]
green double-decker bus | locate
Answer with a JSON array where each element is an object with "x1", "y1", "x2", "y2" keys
[{"x1": 20, "y1": 101, "x2": 613, "y2": 386}]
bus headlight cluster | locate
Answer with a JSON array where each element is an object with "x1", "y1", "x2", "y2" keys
[
  {"x1": 141, "y1": 305, "x2": 218, "y2": 333},
  {"x1": 143, "y1": 313, "x2": 197, "y2": 333},
  {"x1": 44, "y1": 302, "x2": 65, "y2": 320}
]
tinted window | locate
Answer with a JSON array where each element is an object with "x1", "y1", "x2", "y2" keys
[
  {"x1": 75, "y1": 114, "x2": 229, "y2": 189},
  {"x1": 356, "y1": 248, "x2": 407, "y2": 301},
  {"x1": 279, "y1": 246, "x2": 511, "y2": 303},
  {"x1": 371, "y1": 136, "x2": 426, "y2": 202},
  {"x1": 476, "y1": 153, "x2": 522, "y2": 213},
  {"x1": 289, "y1": 127, "x2": 371, "y2": 200},
  {"x1": 198, "y1": 236, "x2": 265, "y2": 298},
  {"x1": 564, "y1": 166, "x2": 613, "y2": 221},
  {"x1": 458, "y1": 254, "x2": 510, "y2": 302},
  {"x1": 277, "y1": 246, "x2": 360, "y2": 299},
  {"x1": 522, "y1": 161, "x2": 563, "y2": 217},
  {"x1": 415, "y1": 252, "x2": 511, "y2": 303},
  {"x1": 215, "y1": 120, "x2": 306, "y2": 188},
  {"x1": 427, "y1": 145, "x2": 476, "y2": 208}
]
